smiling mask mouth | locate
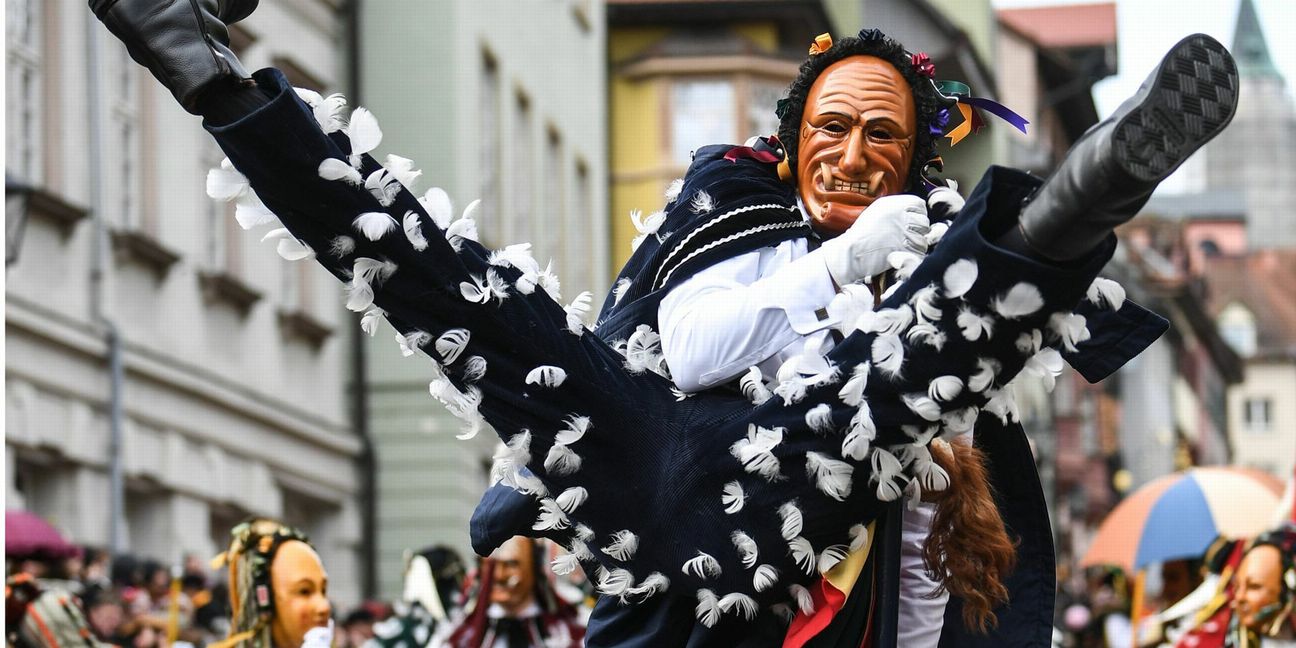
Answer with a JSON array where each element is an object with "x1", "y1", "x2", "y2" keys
[{"x1": 820, "y1": 163, "x2": 887, "y2": 198}]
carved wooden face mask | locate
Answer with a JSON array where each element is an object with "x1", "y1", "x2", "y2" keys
[
  {"x1": 1231, "y1": 544, "x2": 1288, "y2": 633},
  {"x1": 796, "y1": 55, "x2": 916, "y2": 235},
  {"x1": 489, "y1": 536, "x2": 537, "y2": 613}
]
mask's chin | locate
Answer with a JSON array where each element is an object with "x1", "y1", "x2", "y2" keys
[
  {"x1": 802, "y1": 163, "x2": 891, "y2": 235},
  {"x1": 807, "y1": 200, "x2": 859, "y2": 236}
]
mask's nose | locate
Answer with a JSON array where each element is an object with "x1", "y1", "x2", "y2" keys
[{"x1": 837, "y1": 127, "x2": 870, "y2": 176}]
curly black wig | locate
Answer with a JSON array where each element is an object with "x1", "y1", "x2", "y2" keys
[{"x1": 776, "y1": 29, "x2": 952, "y2": 196}]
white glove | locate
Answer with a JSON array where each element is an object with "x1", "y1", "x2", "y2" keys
[
  {"x1": 301, "y1": 619, "x2": 334, "y2": 648},
  {"x1": 818, "y1": 195, "x2": 930, "y2": 287}
]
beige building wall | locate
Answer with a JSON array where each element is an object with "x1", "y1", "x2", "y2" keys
[
  {"x1": 1227, "y1": 362, "x2": 1296, "y2": 480},
  {"x1": 5, "y1": 0, "x2": 364, "y2": 606}
]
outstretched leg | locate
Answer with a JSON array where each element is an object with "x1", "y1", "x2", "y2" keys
[{"x1": 1013, "y1": 33, "x2": 1238, "y2": 261}]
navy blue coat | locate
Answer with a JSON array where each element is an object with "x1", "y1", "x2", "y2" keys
[
  {"x1": 472, "y1": 148, "x2": 1165, "y2": 647},
  {"x1": 208, "y1": 69, "x2": 1166, "y2": 647}
]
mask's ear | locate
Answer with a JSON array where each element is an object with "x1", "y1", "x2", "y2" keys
[{"x1": 777, "y1": 157, "x2": 793, "y2": 184}]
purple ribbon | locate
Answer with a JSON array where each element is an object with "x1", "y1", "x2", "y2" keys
[
  {"x1": 929, "y1": 107, "x2": 951, "y2": 137},
  {"x1": 961, "y1": 96, "x2": 1030, "y2": 135}
]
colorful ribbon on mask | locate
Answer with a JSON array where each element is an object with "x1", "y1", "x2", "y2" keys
[
  {"x1": 937, "y1": 80, "x2": 1030, "y2": 146},
  {"x1": 808, "y1": 33, "x2": 833, "y2": 56}
]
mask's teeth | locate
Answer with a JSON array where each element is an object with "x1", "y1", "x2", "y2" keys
[
  {"x1": 868, "y1": 171, "x2": 885, "y2": 196},
  {"x1": 821, "y1": 162, "x2": 834, "y2": 191}
]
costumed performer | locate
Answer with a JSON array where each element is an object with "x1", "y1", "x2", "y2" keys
[
  {"x1": 1228, "y1": 525, "x2": 1296, "y2": 647},
  {"x1": 208, "y1": 518, "x2": 333, "y2": 648},
  {"x1": 368, "y1": 545, "x2": 467, "y2": 648},
  {"x1": 89, "y1": 1, "x2": 1237, "y2": 645},
  {"x1": 437, "y1": 536, "x2": 586, "y2": 647},
  {"x1": 469, "y1": 27, "x2": 1234, "y2": 648}
]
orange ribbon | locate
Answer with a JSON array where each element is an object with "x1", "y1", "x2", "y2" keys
[
  {"x1": 808, "y1": 33, "x2": 833, "y2": 56},
  {"x1": 946, "y1": 102, "x2": 975, "y2": 146}
]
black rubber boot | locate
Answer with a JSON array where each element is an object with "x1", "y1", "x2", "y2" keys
[
  {"x1": 1018, "y1": 33, "x2": 1239, "y2": 261},
  {"x1": 90, "y1": 0, "x2": 260, "y2": 114}
]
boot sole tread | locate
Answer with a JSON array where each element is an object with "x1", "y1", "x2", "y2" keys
[{"x1": 1112, "y1": 34, "x2": 1239, "y2": 183}]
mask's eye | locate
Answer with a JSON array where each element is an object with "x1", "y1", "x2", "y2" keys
[
  {"x1": 822, "y1": 122, "x2": 849, "y2": 135},
  {"x1": 869, "y1": 128, "x2": 894, "y2": 141}
]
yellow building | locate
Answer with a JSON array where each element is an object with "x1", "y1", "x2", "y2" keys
[{"x1": 605, "y1": 1, "x2": 832, "y2": 269}]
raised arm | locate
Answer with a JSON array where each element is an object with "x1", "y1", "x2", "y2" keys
[{"x1": 660, "y1": 194, "x2": 930, "y2": 391}]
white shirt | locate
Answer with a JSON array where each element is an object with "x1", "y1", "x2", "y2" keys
[
  {"x1": 658, "y1": 238, "x2": 842, "y2": 392},
  {"x1": 898, "y1": 502, "x2": 949, "y2": 646},
  {"x1": 657, "y1": 233, "x2": 949, "y2": 645}
]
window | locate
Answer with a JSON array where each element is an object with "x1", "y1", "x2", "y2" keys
[
  {"x1": 670, "y1": 80, "x2": 735, "y2": 167},
  {"x1": 479, "y1": 52, "x2": 502, "y2": 243},
  {"x1": 540, "y1": 127, "x2": 565, "y2": 266},
  {"x1": 747, "y1": 81, "x2": 785, "y2": 140},
  {"x1": 209, "y1": 504, "x2": 248, "y2": 560},
  {"x1": 280, "y1": 259, "x2": 308, "y2": 311},
  {"x1": 510, "y1": 91, "x2": 534, "y2": 246},
  {"x1": 568, "y1": 160, "x2": 592, "y2": 291},
  {"x1": 125, "y1": 488, "x2": 170, "y2": 561},
  {"x1": 1217, "y1": 302, "x2": 1257, "y2": 358},
  {"x1": 10, "y1": 457, "x2": 48, "y2": 513},
  {"x1": 110, "y1": 47, "x2": 143, "y2": 230},
  {"x1": 203, "y1": 146, "x2": 241, "y2": 273},
  {"x1": 6, "y1": 0, "x2": 42, "y2": 184},
  {"x1": 280, "y1": 488, "x2": 336, "y2": 545},
  {"x1": 1243, "y1": 398, "x2": 1272, "y2": 432}
]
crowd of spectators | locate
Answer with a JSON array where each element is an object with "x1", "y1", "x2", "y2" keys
[
  {"x1": 7, "y1": 536, "x2": 593, "y2": 648},
  {"x1": 8, "y1": 547, "x2": 237, "y2": 648}
]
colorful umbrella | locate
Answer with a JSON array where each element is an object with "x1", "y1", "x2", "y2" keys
[
  {"x1": 4, "y1": 510, "x2": 79, "y2": 560},
  {"x1": 1081, "y1": 467, "x2": 1283, "y2": 573}
]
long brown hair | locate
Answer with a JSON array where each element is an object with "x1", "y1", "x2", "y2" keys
[{"x1": 923, "y1": 438, "x2": 1017, "y2": 633}]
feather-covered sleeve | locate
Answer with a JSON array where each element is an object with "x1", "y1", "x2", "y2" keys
[{"x1": 205, "y1": 69, "x2": 654, "y2": 415}]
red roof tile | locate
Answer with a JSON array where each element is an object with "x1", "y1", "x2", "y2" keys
[
  {"x1": 1203, "y1": 250, "x2": 1296, "y2": 355},
  {"x1": 998, "y1": 3, "x2": 1117, "y2": 49}
]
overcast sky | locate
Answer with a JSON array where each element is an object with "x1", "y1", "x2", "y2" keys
[{"x1": 991, "y1": 0, "x2": 1294, "y2": 192}]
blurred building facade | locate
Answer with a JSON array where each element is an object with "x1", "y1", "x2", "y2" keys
[
  {"x1": 1123, "y1": 0, "x2": 1296, "y2": 483},
  {"x1": 5, "y1": 0, "x2": 365, "y2": 606},
  {"x1": 604, "y1": 0, "x2": 832, "y2": 268},
  {"x1": 356, "y1": 0, "x2": 609, "y2": 598},
  {"x1": 1204, "y1": 250, "x2": 1296, "y2": 478},
  {"x1": 1198, "y1": 0, "x2": 1296, "y2": 481}
]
